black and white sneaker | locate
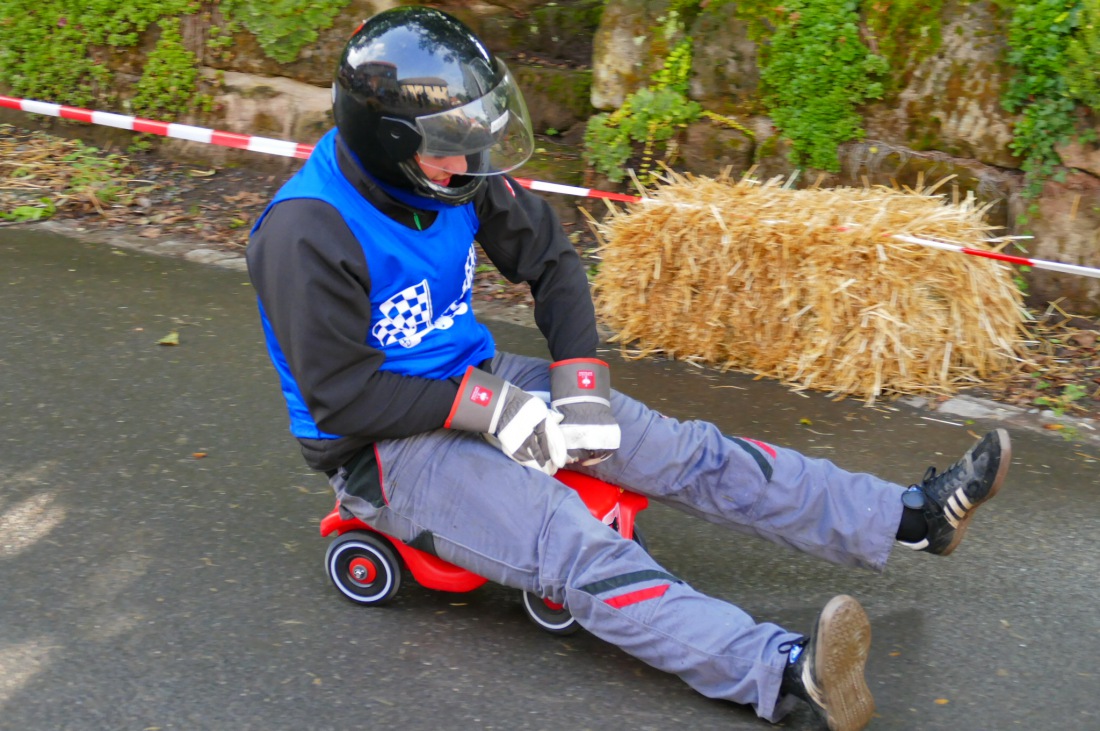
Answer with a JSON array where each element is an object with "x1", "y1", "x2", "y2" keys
[
  {"x1": 899, "y1": 428, "x2": 1011, "y2": 556},
  {"x1": 780, "y1": 595, "x2": 875, "y2": 731}
]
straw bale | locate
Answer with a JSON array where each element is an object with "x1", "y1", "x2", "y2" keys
[{"x1": 589, "y1": 172, "x2": 1031, "y2": 403}]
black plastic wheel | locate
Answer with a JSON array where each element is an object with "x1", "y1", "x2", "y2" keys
[
  {"x1": 630, "y1": 524, "x2": 648, "y2": 553},
  {"x1": 521, "y1": 591, "x2": 580, "y2": 635},
  {"x1": 325, "y1": 531, "x2": 402, "y2": 606}
]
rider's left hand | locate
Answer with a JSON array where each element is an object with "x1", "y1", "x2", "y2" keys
[{"x1": 550, "y1": 358, "x2": 620, "y2": 466}]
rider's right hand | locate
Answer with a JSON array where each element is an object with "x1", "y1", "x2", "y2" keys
[{"x1": 445, "y1": 366, "x2": 567, "y2": 475}]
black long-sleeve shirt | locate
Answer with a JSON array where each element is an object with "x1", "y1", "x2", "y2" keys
[{"x1": 247, "y1": 136, "x2": 598, "y2": 470}]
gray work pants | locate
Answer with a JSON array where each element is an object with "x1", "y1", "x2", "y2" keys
[{"x1": 331, "y1": 352, "x2": 905, "y2": 721}]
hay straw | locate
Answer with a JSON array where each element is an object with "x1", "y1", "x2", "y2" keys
[{"x1": 589, "y1": 171, "x2": 1032, "y2": 404}]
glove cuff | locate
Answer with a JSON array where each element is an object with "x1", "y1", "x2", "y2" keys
[
  {"x1": 445, "y1": 366, "x2": 510, "y2": 433},
  {"x1": 550, "y1": 358, "x2": 611, "y2": 409}
]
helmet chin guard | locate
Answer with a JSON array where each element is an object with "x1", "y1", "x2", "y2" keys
[{"x1": 395, "y1": 157, "x2": 486, "y2": 206}]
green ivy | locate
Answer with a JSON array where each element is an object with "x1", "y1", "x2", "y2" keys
[
  {"x1": 999, "y1": 0, "x2": 1100, "y2": 200},
  {"x1": 745, "y1": 0, "x2": 888, "y2": 171}
]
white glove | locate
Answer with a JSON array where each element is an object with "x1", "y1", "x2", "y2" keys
[
  {"x1": 446, "y1": 366, "x2": 567, "y2": 475},
  {"x1": 550, "y1": 358, "x2": 620, "y2": 466}
]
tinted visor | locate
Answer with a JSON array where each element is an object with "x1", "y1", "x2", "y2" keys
[{"x1": 415, "y1": 60, "x2": 533, "y2": 176}]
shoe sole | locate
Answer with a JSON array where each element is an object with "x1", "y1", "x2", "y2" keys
[
  {"x1": 941, "y1": 428, "x2": 1012, "y2": 556},
  {"x1": 814, "y1": 595, "x2": 874, "y2": 731}
]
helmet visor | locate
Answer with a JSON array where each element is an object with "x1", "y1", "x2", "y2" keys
[{"x1": 415, "y1": 60, "x2": 533, "y2": 176}]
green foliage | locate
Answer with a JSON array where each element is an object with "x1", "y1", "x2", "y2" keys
[
  {"x1": 700, "y1": 110, "x2": 755, "y2": 139},
  {"x1": 3, "y1": 133, "x2": 147, "y2": 219},
  {"x1": 63, "y1": 141, "x2": 132, "y2": 205},
  {"x1": 81, "y1": 0, "x2": 196, "y2": 46},
  {"x1": 1033, "y1": 380, "x2": 1089, "y2": 415},
  {"x1": 131, "y1": 20, "x2": 209, "y2": 118},
  {"x1": 0, "y1": 0, "x2": 197, "y2": 111},
  {"x1": 0, "y1": 1, "x2": 114, "y2": 107},
  {"x1": 220, "y1": 0, "x2": 350, "y2": 64},
  {"x1": 651, "y1": 35, "x2": 694, "y2": 94},
  {"x1": 583, "y1": 37, "x2": 702, "y2": 183},
  {"x1": 0, "y1": 0, "x2": 348, "y2": 117},
  {"x1": 206, "y1": 12, "x2": 240, "y2": 62},
  {"x1": 748, "y1": 0, "x2": 888, "y2": 171},
  {"x1": 1002, "y1": 0, "x2": 1097, "y2": 197},
  {"x1": 584, "y1": 85, "x2": 703, "y2": 182},
  {"x1": 128, "y1": 134, "x2": 156, "y2": 154},
  {"x1": 1013, "y1": 264, "x2": 1032, "y2": 293},
  {"x1": 2, "y1": 197, "x2": 56, "y2": 222}
]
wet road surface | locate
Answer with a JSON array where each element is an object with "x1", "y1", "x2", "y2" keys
[{"x1": 1, "y1": 230, "x2": 1098, "y2": 730}]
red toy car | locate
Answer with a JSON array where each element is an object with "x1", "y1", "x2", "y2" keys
[{"x1": 321, "y1": 470, "x2": 649, "y2": 635}]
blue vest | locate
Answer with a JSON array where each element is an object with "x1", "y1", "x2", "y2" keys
[{"x1": 253, "y1": 129, "x2": 496, "y2": 439}]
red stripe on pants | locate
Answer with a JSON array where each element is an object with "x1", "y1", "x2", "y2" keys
[
  {"x1": 741, "y1": 437, "x2": 777, "y2": 459},
  {"x1": 605, "y1": 583, "x2": 670, "y2": 609}
]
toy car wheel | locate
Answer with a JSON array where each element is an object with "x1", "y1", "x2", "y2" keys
[
  {"x1": 521, "y1": 591, "x2": 580, "y2": 636},
  {"x1": 325, "y1": 531, "x2": 402, "y2": 606},
  {"x1": 631, "y1": 524, "x2": 648, "y2": 553}
]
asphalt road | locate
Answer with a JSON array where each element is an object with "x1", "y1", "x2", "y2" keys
[{"x1": 1, "y1": 230, "x2": 1098, "y2": 731}]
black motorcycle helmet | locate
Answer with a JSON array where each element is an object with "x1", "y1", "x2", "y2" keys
[{"x1": 333, "y1": 6, "x2": 534, "y2": 205}]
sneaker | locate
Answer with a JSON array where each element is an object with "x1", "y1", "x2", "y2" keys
[
  {"x1": 900, "y1": 428, "x2": 1011, "y2": 556},
  {"x1": 780, "y1": 594, "x2": 875, "y2": 731}
]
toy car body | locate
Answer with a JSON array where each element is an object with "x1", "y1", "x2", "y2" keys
[{"x1": 321, "y1": 469, "x2": 649, "y2": 634}]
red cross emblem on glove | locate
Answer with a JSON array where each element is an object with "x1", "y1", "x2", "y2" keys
[
  {"x1": 470, "y1": 385, "x2": 494, "y2": 405},
  {"x1": 577, "y1": 370, "x2": 596, "y2": 389}
]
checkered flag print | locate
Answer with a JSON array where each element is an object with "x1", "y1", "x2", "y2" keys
[
  {"x1": 371, "y1": 279, "x2": 433, "y2": 347},
  {"x1": 461, "y1": 244, "x2": 475, "y2": 295}
]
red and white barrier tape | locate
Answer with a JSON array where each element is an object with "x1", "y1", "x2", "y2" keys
[
  {"x1": 4, "y1": 94, "x2": 1099, "y2": 280},
  {"x1": 1, "y1": 95, "x2": 314, "y2": 159},
  {"x1": 891, "y1": 235, "x2": 1100, "y2": 279},
  {"x1": 515, "y1": 178, "x2": 641, "y2": 203}
]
